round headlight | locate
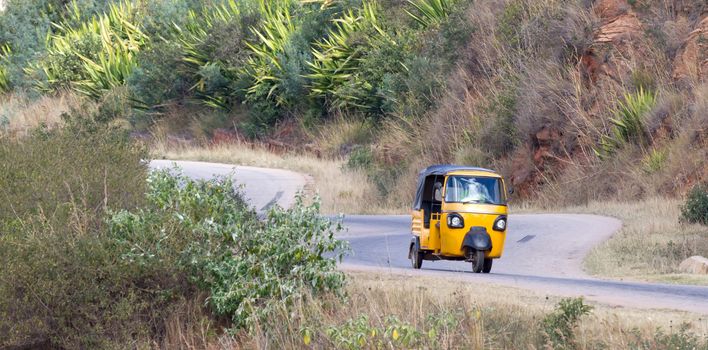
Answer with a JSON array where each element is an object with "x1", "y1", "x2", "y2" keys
[
  {"x1": 496, "y1": 218, "x2": 506, "y2": 230},
  {"x1": 451, "y1": 216, "x2": 462, "y2": 227}
]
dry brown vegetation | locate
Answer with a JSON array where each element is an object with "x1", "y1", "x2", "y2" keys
[
  {"x1": 153, "y1": 141, "x2": 390, "y2": 215},
  {"x1": 159, "y1": 272, "x2": 708, "y2": 349},
  {"x1": 0, "y1": 92, "x2": 77, "y2": 137},
  {"x1": 364, "y1": 0, "x2": 707, "y2": 208}
]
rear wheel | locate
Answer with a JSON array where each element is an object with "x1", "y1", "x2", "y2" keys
[
  {"x1": 410, "y1": 244, "x2": 423, "y2": 269},
  {"x1": 470, "y1": 250, "x2": 485, "y2": 273},
  {"x1": 482, "y1": 258, "x2": 493, "y2": 273}
]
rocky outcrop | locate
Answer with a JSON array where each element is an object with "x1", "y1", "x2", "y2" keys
[
  {"x1": 672, "y1": 15, "x2": 708, "y2": 84},
  {"x1": 679, "y1": 256, "x2": 708, "y2": 274},
  {"x1": 578, "y1": 0, "x2": 643, "y2": 86}
]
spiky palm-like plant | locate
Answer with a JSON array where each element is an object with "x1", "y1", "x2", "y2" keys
[
  {"x1": 243, "y1": 0, "x2": 297, "y2": 106},
  {"x1": 405, "y1": 0, "x2": 456, "y2": 28},
  {"x1": 0, "y1": 45, "x2": 11, "y2": 93},
  {"x1": 594, "y1": 87, "x2": 657, "y2": 158},
  {"x1": 174, "y1": 0, "x2": 241, "y2": 109},
  {"x1": 30, "y1": 0, "x2": 147, "y2": 100},
  {"x1": 307, "y1": 1, "x2": 390, "y2": 111}
]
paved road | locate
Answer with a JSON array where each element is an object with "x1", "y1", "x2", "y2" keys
[
  {"x1": 155, "y1": 160, "x2": 708, "y2": 314},
  {"x1": 150, "y1": 160, "x2": 307, "y2": 212}
]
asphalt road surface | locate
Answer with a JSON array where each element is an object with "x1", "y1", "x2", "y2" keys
[{"x1": 153, "y1": 160, "x2": 708, "y2": 314}]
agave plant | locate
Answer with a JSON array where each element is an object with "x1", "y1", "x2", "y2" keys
[
  {"x1": 593, "y1": 87, "x2": 657, "y2": 158},
  {"x1": 30, "y1": 0, "x2": 147, "y2": 100},
  {"x1": 242, "y1": 0, "x2": 297, "y2": 106},
  {"x1": 405, "y1": 0, "x2": 457, "y2": 28},
  {"x1": 0, "y1": 44, "x2": 12, "y2": 93},
  {"x1": 173, "y1": 0, "x2": 241, "y2": 109},
  {"x1": 307, "y1": 1, "x2": 390, "y2": 111}
]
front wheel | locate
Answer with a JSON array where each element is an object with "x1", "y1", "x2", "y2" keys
[
  {"x1": 482, "y1": 258, "x2": 493, "y2": 273},
  {"x1": 470, "y1": 250, "x2": 485, "y2": 273},
  {"x1": 410, "y1": 244, "x2": 423, "y2": 269}
]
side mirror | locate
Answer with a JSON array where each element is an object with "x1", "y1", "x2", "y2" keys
[{"x1": 508, "y1": 188, "x2": 514, "y2": 195}]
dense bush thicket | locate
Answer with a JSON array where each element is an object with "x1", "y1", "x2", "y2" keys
[
  {"x1": 0, "y1": 121, "x2": 346, "y2": 348},
  {"x1": 0, "y1": 0, "x2": 471, "y2": 136}
]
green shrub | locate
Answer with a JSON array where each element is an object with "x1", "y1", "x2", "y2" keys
[
  {"x1": 541, "y1": 297, "x2": 593, "y2": 349},
  {"x1": 628, "y1": 323, "x2": 707, "y2": 350},
  {"x1": 346, "y1": 146, "x2": 374, "y2": 171},
  {"x1": 0, "y1": 118, "x2": 149, "y2": 348},
  {"x1": 110, "y1": 169, "x2": 348, "y2": 329},
  {"x1": 680, "y1": 184, "x2": 708, "y2": 226},
  {"x1": 0, "y1": 115, "x2": 147, "y2": 227}
]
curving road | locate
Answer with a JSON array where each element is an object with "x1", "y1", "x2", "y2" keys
[{"x1": 152, "y1": 160, "x2": 708, "y2": 314}]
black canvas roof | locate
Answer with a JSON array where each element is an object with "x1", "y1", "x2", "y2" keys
[
  {"x1": 412, "y1": 165, "x2": 498, "y2": 209},
  {"x1": 417, "y1": 164, "x2": 496, "y2": 177}
]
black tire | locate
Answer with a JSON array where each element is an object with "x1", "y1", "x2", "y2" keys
[
  {"x1": 471, "y1": 249, "x2": 485, "y2": 273},
  {"x1": 410, "y1": 244, "x2": 423, "y2": 269},
  {"x1": 482, "y1": 258, "x2": 493, "y2": 273}
]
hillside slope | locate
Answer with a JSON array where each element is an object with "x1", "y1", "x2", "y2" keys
[{"x1": 0, "y1": 0, "x2": 705, "y2": 207}]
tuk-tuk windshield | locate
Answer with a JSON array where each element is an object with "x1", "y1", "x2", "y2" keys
[{"x1": 444, "y1": 176, "x2": 504, "y2": 205}]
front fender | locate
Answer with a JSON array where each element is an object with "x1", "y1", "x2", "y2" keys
[{"x1": 461, "y1": 226, "x2": 492, "y2": 251}]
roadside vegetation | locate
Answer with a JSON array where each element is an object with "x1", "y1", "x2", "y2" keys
[
  {"x1": 0, "y1": 115, "x2": 346, "y2": 348},
  {"x1": 1, "y1": 0, "x2": 707, "y2": 347}
]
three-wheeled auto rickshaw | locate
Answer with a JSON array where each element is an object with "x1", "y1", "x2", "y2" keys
[{"x1": 409, "y1": 165, "x2": 509, "y2": 273}]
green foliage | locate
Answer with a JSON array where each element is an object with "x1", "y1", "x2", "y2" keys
[
  {"x1": 243, "y1": 0, "x2": 298, "y2": 106},
  {"x1": 0, "y1": 45, "x2": 11, "y2": 93},
  {"x1": 405, "y1": 0, "x2": 456, "y2": 28},
  {"x1": 498, "y1": 0, "x2": 526, "y2": 47},
  {"x1": 308, "y1": 308, "x2": 479, "y2": 349},
  {"x1": 110, "y1": 169, "x2": 348, "y2": 329},
  {"x1": 541, "y1": 297, "x2": 593, "y2": 349},
  {"x1": 596, "y1": 87, "x2": 658, "y2": 158},
  {"x1": 346, "y1": 146, "x2": 374, "y2": 170},
  {"x1": 680, "y1": 184, "x2": 708, "y2": 226},
  {"x1": 205, "y1": 194, "x2": 348, "y2": 328},
  {"x1": 172, "y1": 0, "x2": 246, "y2": 109},
  {"x1": 308, "y1": 1, "x2": 392, "y2": 113},
  {"x1": 29, "y1": 1, "x2": 148, "y2": 99},
  {"x1": 0, "y1": 118, "x2": 149, "y2": 348},
  {"x1": 641, "y1": 147, "x2": 667, "y2": 174},
  {"x1": 0, "y1": 115, "x2": 147, "y2": 227},
  {"x1": 628, "y1": 323, "x2": 708, "y2": 350}
]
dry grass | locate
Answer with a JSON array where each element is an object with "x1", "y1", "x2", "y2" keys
[
  {"x1": 0, "y1": 92, "x2": 79, "y2": 137},
  {"x1": 203, "y1": 272, "x2": 708, "y2": 349},
  {"x1": 518, "y1": 197, "x2": 708, "y2": 285},
  {"x1": 152, "y1": 142, "x2": 401, "y2": 215}
]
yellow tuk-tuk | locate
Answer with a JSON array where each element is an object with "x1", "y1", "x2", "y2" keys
[{"x1": 409, "y1": 165, "x2": 509, "y2": 273}]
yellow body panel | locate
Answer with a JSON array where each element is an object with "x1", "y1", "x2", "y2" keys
[{"x1": 410, "y1": 170, "x2": 509, "y2": 260}]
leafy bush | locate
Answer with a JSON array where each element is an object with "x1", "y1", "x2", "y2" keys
[
  {"x1": 680, "y1": 184, "x2": 708, "y2": 226},
  {"x1": 0, "y1": 118, "x2": 149, "y2": 348},
  {"x1": 0, "y1": 115, "x2": 147, "y2": 226},
  {"x1": 110, "y1": 169, "x2": 348, "y2": 329},
  {"x1": 1, "y1": 150, "x2": 348, "y2": 348},
  {"x1": 541, "y1": 297, "x2": 593, "y2": 349}
]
